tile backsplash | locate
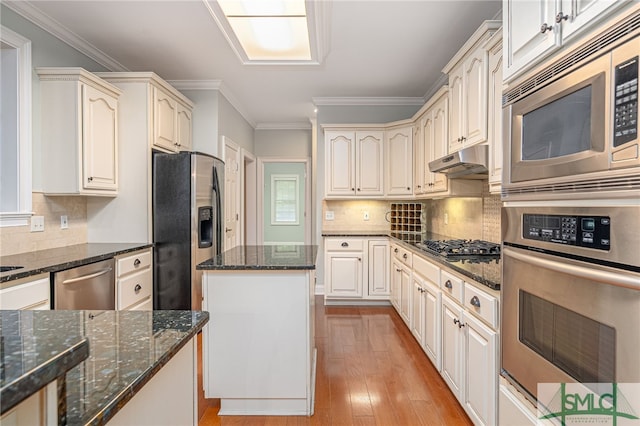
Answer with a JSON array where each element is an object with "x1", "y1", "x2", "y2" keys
[
  {"x1": 322, "y1": 194, "x2": 501, "y2": 243},
  {"x1": 0, "y1": 192, "x2": 88, "y2": 256}
]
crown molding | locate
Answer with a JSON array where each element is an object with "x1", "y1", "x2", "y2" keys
[
  {"x1": 3, "y1": 0, "x2": 128, "y2": 72},
  {"x1": 169, "y1": 79, "x2": 257, "y2": 129},
  {"x1": 255, "y1": 123, "x2": 312, "y2": 130},
  {"x1": 312, "y1": 96, "x2": 425, "y2": 106},
  {"x1": 423, "y1": 72, "x2": 449, "y2": 101}
]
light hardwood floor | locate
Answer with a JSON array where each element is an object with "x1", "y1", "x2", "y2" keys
[{"x1": 199, "y1": 296, "x2": 472, "y2": 426}]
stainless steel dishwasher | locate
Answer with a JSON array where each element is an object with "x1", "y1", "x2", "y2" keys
[{"x1": 54, "y1": 258, "x2": 115, "y2": 310}]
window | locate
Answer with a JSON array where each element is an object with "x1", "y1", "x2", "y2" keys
[
  {"x1": 1, "y1": 26, "x2": 32, "y2": 227},
  {"x1": 271, "y1": 175, "x2": 299, "y2": 225}
]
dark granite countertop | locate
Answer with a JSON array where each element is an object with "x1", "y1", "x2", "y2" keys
[
  {"x1": 322, "y1": 231, "x2": 390, "y2": 237},
  {"x1": 0, "y1": 243, "x2": 152, "y2": 284},
  {"x1": 0, "y1": 310, "x2": 208, "y2": 425},
  {"x1": 197, "y1": 245, "x2": 318, "y2": 270},
  {"x1": 0, "y1": 311, "x2": 90, "y2": 415},
  {"x1": 322, "y1": 231, "x2": 501, "y2": 290}
]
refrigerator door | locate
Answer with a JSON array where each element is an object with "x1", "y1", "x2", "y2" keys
[{"x1": 153, "y1": 151, "x2": 223, "y2": 310}]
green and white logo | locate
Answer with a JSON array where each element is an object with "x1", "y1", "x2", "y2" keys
[{"x1": 538, "y1": 383, "x2": 640, "y2": 425}]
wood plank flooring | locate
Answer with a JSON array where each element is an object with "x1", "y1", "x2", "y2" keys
[{"x1": 199, "y1": 296, "x2": 471, "y2": 426}]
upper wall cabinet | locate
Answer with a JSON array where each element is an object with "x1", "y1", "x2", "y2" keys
[
  {"x1": 324, "y1": 129, "x2": 384, "y2": 197},
  {"x1": 385, "y1": 125, "x2": 413, "y2": 197},
  {"x1": 153, "y1": 87, "x2": 193, "y2": 152},
  {"x1": 503, "y1": 0, "x2": 633, "y2": 82},
  {"x1": 443, "y1": 21, "x2": 501, "y2": 153},
  {"x1": 486, "y1": 31, "x2": 504, "y2": 194},
  {"x1": 38, "y1": 68, "x2": 122, "y2": 196}
]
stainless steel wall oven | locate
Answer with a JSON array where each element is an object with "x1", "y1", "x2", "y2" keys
[{"x1": 501, "y1": 205, "x2": 640, "y2": 403}]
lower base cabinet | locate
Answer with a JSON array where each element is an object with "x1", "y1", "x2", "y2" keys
[{"x1": 498, "y1": 377, "x2": 538, "y2": 426}]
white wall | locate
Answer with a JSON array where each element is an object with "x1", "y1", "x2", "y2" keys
[
  {"x1": 218, "y1": 95, "x2": 255, "y2": 155},
  {"x1": 181, "y1": 89, "x2": 220, "y2": 157}
]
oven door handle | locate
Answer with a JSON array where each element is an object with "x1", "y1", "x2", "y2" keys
[{"x1": 504, "y1": 246, "x2": 640, "y2": 290}]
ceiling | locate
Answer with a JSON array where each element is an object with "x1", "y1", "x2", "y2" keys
[{"x1": 7, "y1": 0, "x2": 502, "y2": 128}]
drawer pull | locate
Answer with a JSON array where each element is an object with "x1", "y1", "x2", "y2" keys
[
  {"x1": 470, "y1": 296, "x2": 481, "y2": 308},
  {"x1": 394, "y1": 248, "x2": 399, "y2": 253},
  {"x1": 134, "y1": 284, "x2": 142, "y2": 293},
  {"x1": 341, "y1": 242, "x2": 349, "y2": 247},
  {"x1": 402, "y1": 253, "x2": 408, "y2": 259},
  {"x1": 444, "y1": 280, "x2": 452, "y2": 289},
  {"x1": 134, "y1": 258, "x2": 141, "y2": 267}
]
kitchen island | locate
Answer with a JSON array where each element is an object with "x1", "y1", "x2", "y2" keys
[
  {"x1": 197, "y1": 245, "x2": 317, "y2": 416},
  {"x1": 0, "y1": 309, "x2": 208, "y2": 425}
]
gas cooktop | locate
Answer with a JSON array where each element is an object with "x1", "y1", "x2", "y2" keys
[{"x1": 416, "y1": 239, "x2": 501, "y2": 258}]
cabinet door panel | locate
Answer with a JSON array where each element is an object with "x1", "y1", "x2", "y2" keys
[
  {"x1": 424, "y1": 283, "x2": 441, "y2": 371},
  {"x1": 176, "y1": 103, "x2": 192, "y2": 151},
  {"x1": 368, "y1": 240, "x2": 389, "y2": 297},
  {"x1": 464, "y1": 52, "x2": 488, "y2": 146},
  {"x1": 356, "y1": 132, "x2": 384, "y2": 195},
  {"x1": 487, "y1": 37, "x2": 503, "y2": 192},
  {"x1": 391, "y1": 259, "x2": 402, "y2": 311},
  {"x1": 560, "y1": 0, "x2": 627, "y2": 42},
  {"x1": 448, "y1": 68, "x2": 464, "y2": 152},
  {"x1": 411, "y1": 278, "x2": 425, "y2": 346},
  {"x1": 504, "y1": 0, "x2": 559, "y2": 81},
  {"x1": 431, "y1": 97, "x2": 449, "y2": 192},
  {"x1": 325, "y1": 131, "x2": 355, "y2": 196},
  {"x1": 386, "y1": 128, "x2": 413, "y2": 196},
  {"x1": 154, "y1": 88, "x2": 178, "y2": 151},
  {"x1": 327, "y1": 253, "x2": 363, "y2": 297},
  {"x1": 400, "y1": 266, "x2": 411, "y2": 325},
  {"x1": 83, "y1": 84, "x2": 118, "y2": 190},
  {"x1": 441, "y1": 296, "x2": 463, "y2": 399},
  {"x1": 465, "y1": 313, "x2": 497, "y2": 426}
]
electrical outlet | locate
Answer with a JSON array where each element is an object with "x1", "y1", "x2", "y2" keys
[
  {"x1": 31, "y1": 215, "x2": 45, "y2": 232},
  {"x1": 325, "y1": 211, "x2": 335, "y2": 221},
  {"x1": 61, "y1": 215, "x2": 68, "y2": 229},
  {"x1": 444, "y1": 212, "x2": 449, "y2": 225},
  {"x1": 363, "y1": 211, "x2": 370, "y2": 221}
]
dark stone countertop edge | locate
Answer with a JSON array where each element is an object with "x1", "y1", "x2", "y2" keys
[
  {"x1": 322, "y1": 232, "x2": 390, "y2": 237},
  {"x1": 196, "y1": 245, "x2": 318, "y2": 271},
  {"x1": 390, "y1": 237, "x2": 501, "y2": 291},
  {"x1": 84, "y1": 311, "x2": 209, "y2": 426},
  {"x1": 198, "y1": 264, "x2": 317, "y2": 271},
  {"x1": 1, "y1": 338, "x2": 90, "y2": 415},
  {"x1": 0, "y1": 243, "x2": 153, "y2": 284}
]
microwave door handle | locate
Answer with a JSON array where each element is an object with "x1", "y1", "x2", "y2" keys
[{"x1": 504, "y1": 247, "x2": 640, "y2": 290}]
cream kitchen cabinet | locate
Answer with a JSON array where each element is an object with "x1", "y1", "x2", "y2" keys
[
  {"x1": 441, "y1": 272, "x2": 499, "y2": 426},
  {"x1": 324, "y1": 237, "x2": 389, "y2": 301},
  {"x1": 153, "y1": 86, "x2": 193, "y2": 152},
  {"x1": 412, "y1": 254, "x2": 442, "y2": 371},
  {"x1": 88, "y1": 72, "x2": 194, "y2": 244},
  {"x1": 0, "y1": 273, "x2": 50, "y2": 310},
  {"x1": 385, "y1": 125, "x2": 413, "y2": 197},
  {"x1": 37, "y1": 68, "x2": 122, "y2": 196},
  {"x1": 324, "y1": 130, "x2": 384, "y2": 197},
  {"x1": 413, "y1": 122, "x2": 424, "y2": 195},
  {"x1": 390, "y1": 244, "x2": 412, "y2": 325},
  {"x1": 486, "y1": 31, "x2": 503, "y2": 194},
  {"x1": 444, "y1": 21, "x2": 501, "y2": 153},
  {"x1": 115, "y1": 248, "x2": 153, "y2": 310},
  {"x1": 503, "y1": 0, "x2": 633, "y2": 82}
]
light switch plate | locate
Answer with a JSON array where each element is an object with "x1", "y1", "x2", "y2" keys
[
  {"x1": 61, "y1": 215, "x2": 68, "y2": 229},
  {"x1": 325, "y1": 211, "x2": 334, "y2": 220},
  {"x1": 363, "y1": 211, "x2": 370, "y2": 221}
]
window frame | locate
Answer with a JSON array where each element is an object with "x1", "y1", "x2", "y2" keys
[{"x1": 270, "y1": 174, "x2": 299, "y2": 226}]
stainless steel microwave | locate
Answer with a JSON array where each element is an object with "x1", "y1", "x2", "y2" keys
[{"x1": 502, "y1": 25, "x2": 640, "y2": 200}]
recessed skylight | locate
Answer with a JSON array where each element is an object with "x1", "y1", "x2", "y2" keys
[{"x1": 204, "y1": 0, "x2": 329, "y2": 64}]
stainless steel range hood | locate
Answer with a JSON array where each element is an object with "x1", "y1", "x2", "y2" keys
[{"x1": 428, "y1": 145, "x2": 488, "y2": 179}]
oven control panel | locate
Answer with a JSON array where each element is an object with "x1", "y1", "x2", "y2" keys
[
  {"x1": 614, "y1": 55, "x2": 638, "y2": 147},
  {"x1": 523, "y1": 214, "x2": 611, "y2": 250}
]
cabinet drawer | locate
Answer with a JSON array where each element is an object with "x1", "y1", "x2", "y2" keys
[
  {"x1": 441, "y1": 270, "x2": 463, "y2": 304},
  {"x1": 0, "y1": 275, "x2": 50, "y2": 310},
  {"x1": 391, "y1": 245, "x2": 412, "y2": 267},
  {"x1": 413, "y1": 255, "x2": 439, "y2": 284},
  {"x1": 117, "y1": 249, "x2": 152, "y2": 276},
  {"x1": 325, "y1": 238, "x2": 364, "y2": 251},
  {"x1": 464, "y1": 283, "x2": 498, "y2": 329},
  {"x1": 118, "y1": 268, "x2": 152, "y2": 309}
]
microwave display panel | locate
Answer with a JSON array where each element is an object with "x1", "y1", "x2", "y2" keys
[
  {"x1": 614, "y1": 56, "x2": 638, "y2": 147},
  {"x1": 522, "y1": 86, "x2": 592, "y2": 160}
]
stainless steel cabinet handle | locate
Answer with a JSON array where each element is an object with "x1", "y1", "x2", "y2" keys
[
  {"x1": 470, "y1": 296, "x2": 481, "y2": 308},
  {"x1": 555, "y1": 12, "x2": 568, "y2": 23},
  {"x1": 341, "y1": 242, "x2": 349, "y2": 247},
  {"x1": 444, "y1": 280, "x2": 452, "y2": 289},
  {"x1": 134, "y1": 284, "x2": 142, "y2": 293},
  {"x1": 134, "y1": 259, "x2": 141, "y2": 267},
  {"x1": 540, "y1": 23, "x2": 553, "y2": 33},
  {"x1": 61, "y1": 267, "x2": 113, "y2": 285}
]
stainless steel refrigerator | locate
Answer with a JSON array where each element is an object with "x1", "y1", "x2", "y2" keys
[{"x1": 152, "y1": 151, "x2": 224, "y2": 310}]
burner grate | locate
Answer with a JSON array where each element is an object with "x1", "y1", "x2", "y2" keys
[{"x1": 419, "y1": 239, "x2": 501, "y2": 257}]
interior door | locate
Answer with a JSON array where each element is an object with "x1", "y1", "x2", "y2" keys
[{"x1": 224, "y1": 138, "x2": 240, "y2": 250}]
